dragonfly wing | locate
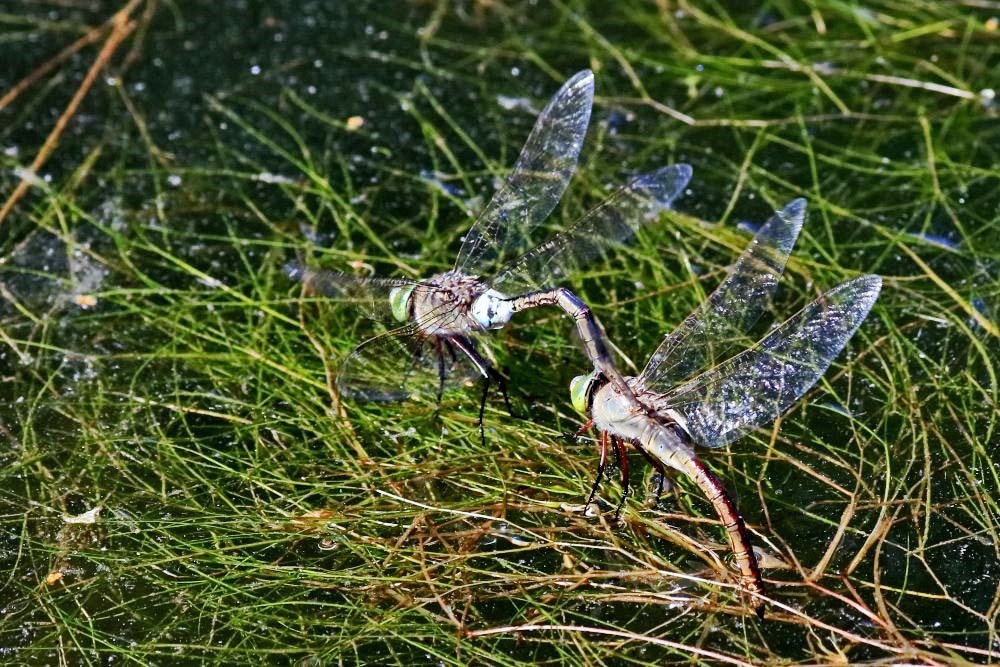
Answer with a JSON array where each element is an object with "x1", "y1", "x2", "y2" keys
[
  {"x1": 640, "y1": 198, "x2": 807, "y2": 389},
  {"x1": 285, "y1": 261, "x2": 414, "y2": 323},
  {"x1": 654, "y1": 275, "x2": 882, "y2": 448},
  {"x1": 491, "y1": 164, "x2": 693, "y2": 293},
  {"x1": 337, "y1": 325, "x2": 485, "y2": 403},
  {"x1": 454, "y1": 70, "x2": 594, "y2": 275}
]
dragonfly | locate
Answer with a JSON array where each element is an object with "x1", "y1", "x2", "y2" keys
[
  {"x1": 288, "y1": 70, "x2": 692, "y2": 437},
  {"x1": 569, "y1": 198, "x2": 882, "y2": 618}
]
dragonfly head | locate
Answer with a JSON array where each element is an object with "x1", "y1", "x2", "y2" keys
[
  {"x1": 470, "y1": 289, "x2": 512, "y2": 330},
  {"x1": 388, "y1": 284, "x2": 415, "y2": 322},
  {"x1": 570, "y1": 371, "x2": 600, "y2": 414}
]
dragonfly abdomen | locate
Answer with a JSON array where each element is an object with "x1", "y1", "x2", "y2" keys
[
  {"x1": 671, "y1": 452, "x2": 766, "y2": 619},
  {"x1": 613, "y1": 411, "x2": 765, "y2": 617}
]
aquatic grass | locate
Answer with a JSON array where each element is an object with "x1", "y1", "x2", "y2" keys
[{"x1": 1, "y1": 0, "x2": 999, "y2": 664}]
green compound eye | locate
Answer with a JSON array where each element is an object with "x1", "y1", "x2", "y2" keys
[
  {"x1": 569, "y1": 372, "x2": 598, "y2": 413},
  {"x1": 388, "y1": 285, "x2": 414, "y2": 322}
]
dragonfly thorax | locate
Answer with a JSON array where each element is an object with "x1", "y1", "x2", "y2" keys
[
  {"x1": 409, "y1": 271, "x2": 497, "y2": 337},
  {"x1": 590, "y1": 381, "x2": 696, "y2": 472},
  {"x1": 589, "y1": 380, "x2": 643, "y2": 431}
]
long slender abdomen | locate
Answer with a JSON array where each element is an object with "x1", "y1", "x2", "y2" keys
[
  {"x1": 509, "y1": 286, "x2": 639, "y2": 406},
  {"x1": 643, "y1": 424, "x2": 764, "y2": 616},
  {"x1": 680, "y1": 455, "x2": 765, "y2": 617}
]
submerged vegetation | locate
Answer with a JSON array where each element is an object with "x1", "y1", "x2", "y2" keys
[{"x1": 1, "y1": 1, "x2": 998, "y2": 664}]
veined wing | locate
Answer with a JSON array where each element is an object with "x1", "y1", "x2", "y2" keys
[
  {"x1": 454, "y1": 70, "x2": 594, "y2": 276},
  {"x1": 490, "y1": 164, "x2": 693, "y2": 293},
  {"x1": 336, "y1": 324, "x2": 484, "y2": 403},
  {"x1": 285, "y1": 261, "x2": 417, "y2": 323},
  {"x1": 650, "y1": 275, "x2": 881, "y2": 449},
  {"x1": 640, "y1": 198, "x2": 807, "y2": 389}
]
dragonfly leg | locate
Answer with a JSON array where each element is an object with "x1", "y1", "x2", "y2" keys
[
  {"x1": 491, "y1": 366, "x2": 513, "y2": 417},
  {"x1": 610, "y1": 435, "x2": 630, "y2": 521},
  {"x1": 651, "y1": 470, "x2": 671, "y2": 502},
  {"x1": 435, "y1": 338, "x2": 455, "y2": 406},
  {"x1": 634, "y1": 447, "x2": 670, "y2": 503},
  {"x1": 476, "y1": 373, "x2": 491, "y2": 447},
  {"x1": 584, "y1": 430, "x2": 609, "y2": 511},
  {"x1": 447, "y1": 335, "x2": 512, "y2": 444}
]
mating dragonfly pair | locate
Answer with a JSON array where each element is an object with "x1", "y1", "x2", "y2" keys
[{"x1": 288, "y1": 71, "x2": 881, "y2": 619}]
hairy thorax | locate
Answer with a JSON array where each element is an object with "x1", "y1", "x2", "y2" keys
[
  {"x1": 590, "y1": 378, "x2": 650, "y2": 437},
  {"x1": 590, "y1": 379, "x2": 696, "y2": 472},
  {"x1": 410, "y1": 271, "x2": 491, "y2": 337}
]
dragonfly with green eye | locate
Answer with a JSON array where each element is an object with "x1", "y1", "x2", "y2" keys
[
  {"x1": 288, "y1": 70, "x2": 691, "y2": 439},
  {"x1": 569, "y1": 199, "x2": 882, "y2": 618}
]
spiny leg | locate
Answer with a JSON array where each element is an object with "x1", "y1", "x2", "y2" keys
[
  {"x1": 440, "y1": 334, "x2": 476, "y2": 401},
  {"x1": 442, "y1": 336, "x2": 462, "y2": 368},
  {"x1": 584, "y1": 430, "x2": 610, "y2": 512},
  {"x1": 610, "y1": 435, "x2": 630, "y2": 521},
  {"x1": 448, "y1": 335, "x2": 508, "y2": 446},
  {"x1": 652, "y1": 471, "x2": 667, "y2": 501},
  {"x1": 479, "y1": 360, "x2": 513, "y2": 419},
  {"x1": 436, "y1": 337, "x2": 485, "y2": 436},
  {"x1": 635, "y1": 447, "x2": 670, "y2": 503},
  {"x1": 434, "y1": 337, "x2": 454, "y2": 407},
  {"x1": 404, "y1": 339, "x2": 429, "y2": 391},
  {"x1": 476, "y1": 372, "x2": 492, "y2": 446}
]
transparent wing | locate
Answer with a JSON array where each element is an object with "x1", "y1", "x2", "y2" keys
[
  {"x1": 285, "y1": 261, "x2": 413, "y2": 323},
  {"x1": 336, "y1": 325, "x2": 485, "y2": 403},
  {"x1": 490, "y1": 164, "x2": 693, "y2": 293},
  {"x1": 650, "y1": 275, "x2": 882, "y2": 448},
  {"x1": 454, "y1": 70, "x2": 594, "y2": 275},
  {"x1": 640, "y1": 198, "x2": 807, "y2": 389}
]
